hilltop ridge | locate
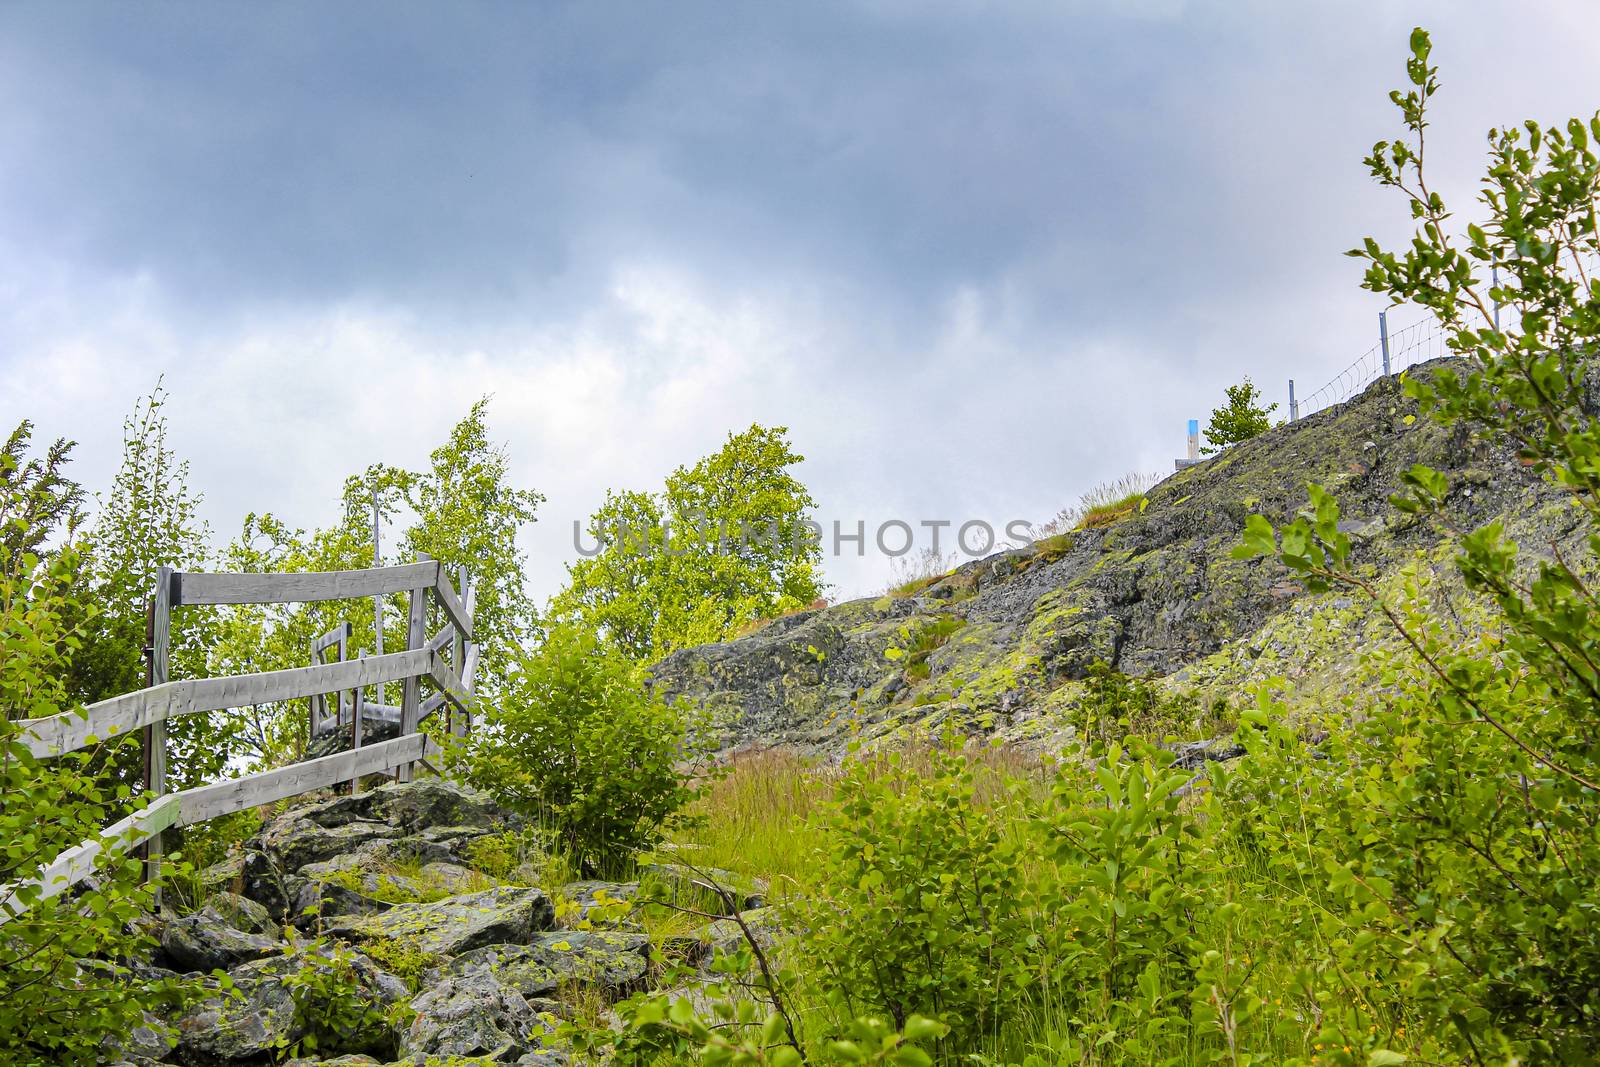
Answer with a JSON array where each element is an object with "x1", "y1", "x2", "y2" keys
[{"x1": 652, "y1": 359, "x2": 1572, "y2": 753}]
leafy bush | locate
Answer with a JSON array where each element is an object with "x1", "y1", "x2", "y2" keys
[
  {"x1": 276, "y1": 934, "x2": 414, "y2": 1058},
  {"x1": 1201, "y1": 378, "x2": 1277, "y2": 454},
  {"x1": 553, "y1": 424, "x2": 826, "y2": 662},
  {"x1": 795, "y1": 740, "x2": 1038, "y2": 1048},
  {"x1": 1040, "y1": 742, "x2": 1209, "y2": 1057},
  {"x1": 1224, "y1": 26, "x2": 1600, "y2": 1059},
  {"x1": 457, "y1": 623, "x2": 713, "y2": 876},
  {"x1": 0, "y1": 435, "x2": 192, "y2": 1064},
  {"x1": 349, "y1": 935, "x2": 439, "y2": 992},
  {"x1": 885, "y1": 615, "x2": 966, "y2": 682},
  {"x1": 1073, "y1": 661, "x2": 1224, "y2": 750}
]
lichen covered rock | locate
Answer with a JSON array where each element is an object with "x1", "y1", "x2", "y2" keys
[
  {"x1": 449, "y1": 929, "x2": 651, "y2": 998},
  {"x1": 650, "y1": 360, "x2": 1552, "y2": 755},
  {"x1": 400, "y1": 969, "x2": 556, "y2": 1064},
  {"x1": 160, "y1": 904, "x2": 282, "y2": 973},
  {"x1": 324, "y1": 886, "x2": 555, "y2": 958}
]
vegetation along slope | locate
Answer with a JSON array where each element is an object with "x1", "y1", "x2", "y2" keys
[{"x1": 3, "y1": 27, "x2": 1600, "y2": 1067}]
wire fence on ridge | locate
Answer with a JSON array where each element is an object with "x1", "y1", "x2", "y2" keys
[{"x1": 1291, "y1": 313, "x2": 1452, "y2": 420}]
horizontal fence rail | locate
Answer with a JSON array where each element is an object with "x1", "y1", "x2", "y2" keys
[
  {"x1": 0, "y1": 733, "x2": 440, "y2": 921},
  {"x1": 18, "y1": 648, "x2": 435, "y2": 759},
  {"x1": 2, "y1": 556, "x2": 476, "y2": 924},
  {"x1": 172, "y1": 561, "x2": 442, "y2": 608}
]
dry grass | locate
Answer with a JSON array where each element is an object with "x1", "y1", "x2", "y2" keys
[
  {"x1": 1032, "y1": 471, "x2": 1163, "y2": 539},
  {"x1": 884, "y1": 546, "x2": 958, "y2": 597}
]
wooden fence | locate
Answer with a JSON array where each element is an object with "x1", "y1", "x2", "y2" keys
[{"x1": 1, "y1": 555, "x2": 476, "y2": 921}]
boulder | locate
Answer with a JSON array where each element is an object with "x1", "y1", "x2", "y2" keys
[
  {"x1": 291, "y1": 879, "x2": 392, "y2": 928},
  {"x1": 198, "y1": 853, "x2": 245, "y2": 897},
  {"x1": 414, "y1": 823, "x2": 502, "y2": 861},
  {"x1": 399, "y1": 969, "x2": 555, "y2": 1064},
  {"x1": 364, "y1": 779, "x2": 505, "y2": 832},
  {"x1": 205, "y1": 891, "x2": 274, "y2": 935},
  {"x1": 241, "y1": 849, "x2": 307, "y2": 922},
  {"x1": 257, "y1": 815, "x2": 400, "y2": 873},
  {"x1": 450, "y1": 929, "x2": 651, "y2": 998},
  {"x1": 101, "y1": 1010, "x2": 178, "y2": 1064},
  {"x1": 172, "y1": 962, "x2": 298, "y2": 1064},
  {"x1": 173, "y1": 949, "x2": 407, "y2": 1065},
  {"x1": 299, "y1": 835, "x2": 456, "y2": 879},
  {"x1": 160, "y1": 904, "x2": 282, "y2": 973},
  {"x1": 325, "y1": 887, "x2": 555, "y2": 958}
]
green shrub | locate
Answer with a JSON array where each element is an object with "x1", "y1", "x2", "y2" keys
[
  {"x1": 0, "y1": 430, "x2": 192, "y2": 1063},
  {"x1": 276, "y1": 934, "x2": 414, "y2": 1058},
  {"x1": 795, "y1": 740, "x2": 1038, "y2": 1049},
  {"x1": 355, "y1": 935, "x2": 439, "y2": 991},
  {"x1": 1039, "y1": 741, "x2": 1209, "y2": 1057},
  {"x1": 1200, "y1": 378, "x2": 1277, "y2": 454},
  {"x1": 1073, "y1": 661, "x2": 1221, "y2": 750},
  {"x1": 456, "y1": 623, "x2": 714, "y2": 877},
  {"x1": 887, "y1": 615, "x2": 966, "y2": 682},
  {"x1": 462, "y1": 826, "x2": 545, "y2": 881},
  {"x1": 1222, "y1": 26, "x2": 1600, "y2": 1059}
]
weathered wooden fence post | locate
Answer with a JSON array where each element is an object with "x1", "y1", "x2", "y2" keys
[
  {"x1": 451, "y1": 566, "x2": 468, "y2": 738},
  {"x1": 398, "y1": 553, "x2": 431, "y2": 782},
  {"x1": 350, "y1": 651, "x2": 365, "y2": 793},
  {"x1": 144, "y1": 564, "x2": 173, "y2": 906}
]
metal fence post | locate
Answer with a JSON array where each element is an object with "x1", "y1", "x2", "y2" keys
[
  {"x1": 1379, "y1": 310, "x2": 1391, "y2": 376},
  {"x1": 1289, "y1": 380, "x2": 1299, "y2": 421}
]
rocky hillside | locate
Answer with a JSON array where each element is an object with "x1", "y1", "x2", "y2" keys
[
  {"x1": 652, "y1": 360, "x2": 1578, "y2": 753},
  {"x1": 117, "y1": 779, "x2": 768, "y2": 1066}
]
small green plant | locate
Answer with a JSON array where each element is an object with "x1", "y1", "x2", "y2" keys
[
  {"x1": 456, "y1": 623, "x2": 716, "y2": 877},
  {"x1": 354, "y1": 935, "x2": 439, "y2": 991},
  {"x1": 795, "y1": 739, "x2": 1037, "y2": 1049},
  {"x1": 1072, "y1": 662, "x2": 1215, "y2": 750},
  {"x1": 462, "y1": 826, "x2": 546, "y2": 881},
  {"x1": 1201, "y1": 377, "x2": 1277, "y2": 454},
  {"x1": 276, "y1": 934, "x2": 413, "y2": 1059},
  {"x1": 886, "y1": 615, "x2": 966, "y2": 682}
]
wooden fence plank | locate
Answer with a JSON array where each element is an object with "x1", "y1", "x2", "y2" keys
[
  {"x1": 22, "y1": 649, "x2": 432, "y2": 759},
  {"x1": 0, "y1": 794, "x2": 182, "y2": 923},
  {"x1": 428, "y1": 651, "x2": 471, "y2": 716},
  {"x1": 145, "y1": 565, "x2": 172, "y2": 902},
  {"x1": 433, "y1": 570, "x2": 473, "y2": 641},
  {"x1": 311, "y1": 621, "x2": 353, "y2": 656},
  {"x1": 399, "y1": 568, "x2": 428, "y2": 784},
  {"x1": 174, "y1": 561, "x2": 440, "y2": 606},
  {"x1": 186, "y1": 649, "x2": 431, "y2": 715},
  {"x1": 20, "y1": 683, "x2": 193, "y2": 759},
  {"x1": 176, "y1": 734, "x2": 434, "y2": 826},
  {"x1": 425, "y1": 623, "x2": 455, "y2": 655}
]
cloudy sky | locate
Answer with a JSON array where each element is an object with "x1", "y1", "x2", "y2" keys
[{"x1": 2, "y1": 1, "x2": 1597, "y2": 602}]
